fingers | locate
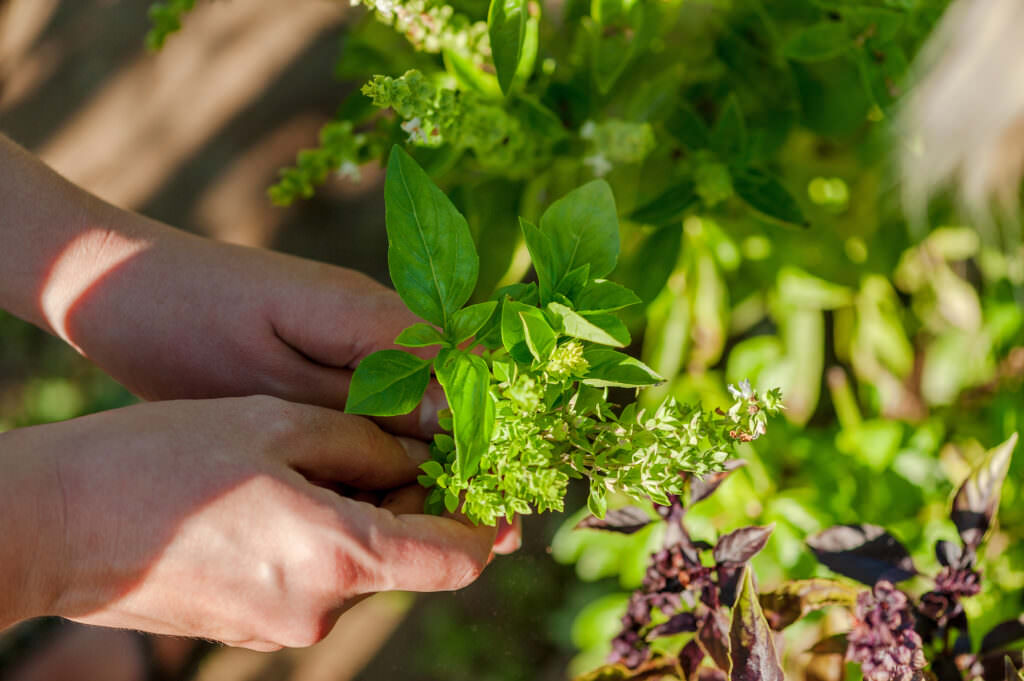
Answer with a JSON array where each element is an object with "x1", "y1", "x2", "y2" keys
[
  {"x1": 273, "y1": 402, "x2": 430, "y2": 490},
  {"x1": 380, "y1": 484, "x2": 428, "y2": 515},
  {"x1": 341, "y1": 501, "x2": 496, "y2": 594},
  {"x1": 493, "y1": 515, "x2": 523, "y2": 555}
]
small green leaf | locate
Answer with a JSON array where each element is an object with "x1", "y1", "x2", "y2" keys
[
  {"x1": 395, "y1": 323, "x2": 448, "y2": 348},
  {"x1": 385, "y1": 146, "x2": 480, "y2": 330},
  {"x1": 488, "y1": 0, "x2": 528, "y2": 95},
  {"x1": 628, "y1": 180, "x2": 698, "y2": 227},
  {"x1": 501, "y1": 299, "x2": 538, "y2": 363},
  {"x1": 574, "y1": 279, "x2": 642, "y2": 314},
  {"x1": 666, "y1": 106, "x2": 711, "y2": 151},
  {"x1": 729, "y1": 567, "x2": 784, "y2": 681},
  {"x1": 345, "y1": 350, "x2": 431, "y2": 416},
  {"x1": 420, "y1": 460, "x2": 444, "y2": 479},
  {"x1": 582, "y1": 348, "x2": 663, "y2": 387},
  {"x1": 539, "y1": 180, "x2": 620, "y2": 286},
  {"x1": 732, "y1": 167, "x2": 809, "y2": 227},
  {"x1": 521, "y1": 217, "x2": 560, "y2": 303},
  {"x1": 711, "y1": 93, "x2": 747, "y2": 161},
  {"x1": 547, "y1": 303, "x2": 630, "y2": 347},
  {"x1": 587, "y1": 478, "x2": 608, "y2": 518},
  {"x1": 444, "y1": 488, "x2": 460, "y2": 513},
  {"x1": 450, "y1": 301, "x2": 499, "y2": 344},
  {"x1": 557, "y1": 264, "x2": 591, "y2": 300},
  {"x1": 443, "y1": 48, "x2": 502, "y2": 97},
  {"x1": 783, "y1": 22, "x2": 853, "y2": 62},
  {"x1": 520, "y1": 308, "x2": 557, "y2": 361},
  {"x1": 435, "y1": 351, "x2": 495, "y2": 481}
]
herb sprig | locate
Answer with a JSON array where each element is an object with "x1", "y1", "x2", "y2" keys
[{"x1": 346, "y1": 146, "x2": 782, "y2": 525}]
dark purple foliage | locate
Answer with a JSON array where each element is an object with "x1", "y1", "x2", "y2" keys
[
  {"x1": 980, "y1": 616, "x2": 1024, "y2": 655},
  {"x1": 807, "y1": 524, "x2": 917, "y2": 585},
  {"x1": 689, "y1": 460, "x2": 746, "y2": 506},
  {"x1": 576, "y1": 506, "x2": 653, "y2": 534}
]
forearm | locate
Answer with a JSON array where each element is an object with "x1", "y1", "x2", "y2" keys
[
  {"x1": 0, "y1": 134, "x2": 159, "y2": 344},
  {"x1": 0, "y1": 428, "x2": 64, "y2": 629}
]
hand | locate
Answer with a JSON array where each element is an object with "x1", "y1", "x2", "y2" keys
[
  {"x1": 0, "y1": 396, "x2": 494, "y2": 649},
  {"x1": 56, "y1": 220, "x2": 443, "y2": 439}
]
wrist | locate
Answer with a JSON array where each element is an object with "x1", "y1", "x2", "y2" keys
[{"x1": 0, "y1": 428, "x2": 68, "y2": 628}]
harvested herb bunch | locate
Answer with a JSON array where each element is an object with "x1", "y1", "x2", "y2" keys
[{"x1": 346, "y1": 146, "x2": 782, "y2": 525}]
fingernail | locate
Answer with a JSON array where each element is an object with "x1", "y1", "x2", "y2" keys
[{"x1": 397, "y1": 437, "x2": 430, "y2": 465}]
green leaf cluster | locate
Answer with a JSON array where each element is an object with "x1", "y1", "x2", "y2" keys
[{"x1": 346, "y1": 147, "x2": 782, "y2": 524}]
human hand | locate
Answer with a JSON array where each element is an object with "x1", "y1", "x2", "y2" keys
[{"x1": 0, "y1": 396, "x2": 494, "y2": 649}]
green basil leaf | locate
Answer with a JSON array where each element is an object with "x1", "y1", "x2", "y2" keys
[
  {"x1": 711, "y1": 93, "x2": 747, "y2": 162},
  {"x1": 539, "y1": 180, "x2": 620, "y2": 286},
  {"x1": 574, "y1": 279, "x2": 642, "y2": 313},
  {"x1": 345, "y1": 350, "x2": 431, "y2": 416},
  {"x1": 395, "y1": 323, "x2": 448, "y2": 348},
  {"x1": 385, "y1": 146, "x2": 479, "y2": 329},
  {"x1": 443, "y1": 48, "x2": 502, "y2": 97},
  {"x1": 782, "y1": 22, "x2": 853, "y2": 62},
  {"x1": 435, "y1": 351, "x2": 495, "y2": 481},
  {"x1": 520, "y1": 308, "x2": 557, "y2": 361},
  {"x1": 732, "y1": 167, "x2": 809, "y2": 228},
  {"x1": 665, "y1": 106, "x2": 711, "y2": 151},
  {"x1": 450, "y1": 301, "x2": 499, "y2": 344},
  {"x1": 589, "y1": 0, "x2": 644, "y2": 94},
  {"x1": 628, "y1": 180, "x2": 698, "y2": 227},
  {"x1": 587, "y1": 478, "x2": 608, "y2": 518},
  {"x1": 476, "y1": 282, "x2": 539, "y2": 350},
  {"x1": 488, "y1": 0, "x2": 528, "y2": 95},
  {"x1": 556, "y1": 263, "x2": 590, "y2": 300},
  {"x1": 581, "y1": 348, "x2": 664, "y2": 387},
  {"x1": 547, "y1": 302, "x2": 630, "y2": 347},
  {"x1": 420, "y1": 460, "x2": 444, "y2": 479},
  {"x1": 501, "y1": 299, "x2": 537, "y2": 363},
  {"x1": 521, "y1": 217, "x2": 559, "y2": 303}
]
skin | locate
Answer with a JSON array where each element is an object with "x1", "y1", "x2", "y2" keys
[{"x1": 0, "y1": 134, "x2": 520, "y2": 646}]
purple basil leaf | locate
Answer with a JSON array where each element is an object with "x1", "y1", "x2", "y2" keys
[
  {"x1": 647, "y1": 612, "x2": 698, "y2": 639},
  {"x1": 728, "y1": 567, "x2": 784, "y2": 681},
  {"x1": 717, "y1": 564, "x2": 745, "y2": 609},
  {"x1": 698, "y1": 670, "x2": 727, "y2": 681},
  {"x1": 689, "y1": 460, "x2": 747, "y2": 506},
  {"x1": 931, "y1": 654, "x2": 963, "y2": 681},
  {"x1": 698, "y1": 609, "x2": 732, "y2": 671},
  {"x1": 981, "y1": 616, "x2": 1024, "y2": 655},
  {"x1": 678, "y1": 639, "x2": 705, "y2": 679},
  {"x1": 952, "y1": 434, "x2": 1017, "y2": 550},
  {"x1": 807, "y1": 633, "x2": 848, "y2": 655},
  {"x1": 935, "y1": 539, "x2": 964, "y2": 569},
  {"x1": 806, "y1": 524, "x2": 918, "y2": 585},
  {"x1": 714, "y1": 524, "x2": 775, "y2": 565},
  {"x1": 758, "y1": 579, "x2": 862, "y2": 630},
  {"x1": 576, "y1": 506, "x2": 653, "y2": 534}
]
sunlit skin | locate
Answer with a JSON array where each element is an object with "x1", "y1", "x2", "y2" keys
[{"x1": 0, "y1": 134, "x2": 520, "y2": 645}]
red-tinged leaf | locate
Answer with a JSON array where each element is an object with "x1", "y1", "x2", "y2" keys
[
  {"x1": 717, "y1": 564, "x2": 745, "y2": 609},
  {"x1": 689, "y1": 460, "x2": 746, "y2": 506},
  {"x1": 678, "y1": 639, "x2": 705, "y2": 680},
  {"x1": 952, "y1": 433, "x2": 1017, "y2": 550},
  {"x1": 759, "y1": 579, "x2": 862, "y2": 630},
  {"x1": 648, "y1": 612, "x2": 698, "y2": 639},
  {"x1": 576, "y1": 506, "x2": 654, "y2": 534},
  {"x1": 978, "y1": 652, "x2": 1022, "y2": 681},
  {"x1": 698, "y1": 670, "x2": 726, "y2": 681},
  {"x1": 981, "y1": 616, "x2": 1024, "y2": 655},
  {"x1": 698, "y1": 609, "x2": 731, "y2": 672},
  {"x1": 714, "y1": 524, "x2": 775, "y2": 565},
  {"x1": 729, "y1": 567, "x2": 784, "y2": 681},
  {"x1": 807, "y1": 633, "x2": 848, "y2": 655},
  {"x1": 807, "y1": 524, "x2": 917, "y2": 585},
  {"x1": 572, "y1": 658, "x2": 683, "y2": 681}
]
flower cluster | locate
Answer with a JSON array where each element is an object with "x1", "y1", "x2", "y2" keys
[
  {"x1": 846, "y1": 581, "x2": 927, "y2": 681},
  {"x1": 361, "y1": 70, "x2": 557, "y2": 173},
  {"x1": 268, "y1": 121, "x2": 368, "y2": 206},
  {"x1": 580, "y1": 119, "x2": 656, "y2": 178},
  {"x1": 351, "y1": 0, "x2": 489, "y2": 62},
  {"x1": 917, "y1": 565, "x2": 981, "y2": 630}
]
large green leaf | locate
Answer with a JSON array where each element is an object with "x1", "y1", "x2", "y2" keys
[
  {"x1": 521, "y1": 217, "x2": 559, "y2": 303},
  {"x1": 538, "y1": 180, "x2": 620, "y2": 291},
  {"x1": 385, "y1": 146, "x2": 479, "y2": 330},
  {"x1": 345, "y1": 350, "x2": 431, "y2": 416},
  {"x1": 450, "y1": 301, "x2": 499, "y2": 345},
  {"x1": 435, "y1": 350, "x2": 495, "y2": 481},
  {"x1": 573, "y1": 280, "x2": 641, "y2": 314},
  {"x1": 488, "y1": 0, "x2": 528, "y2": 95}
]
